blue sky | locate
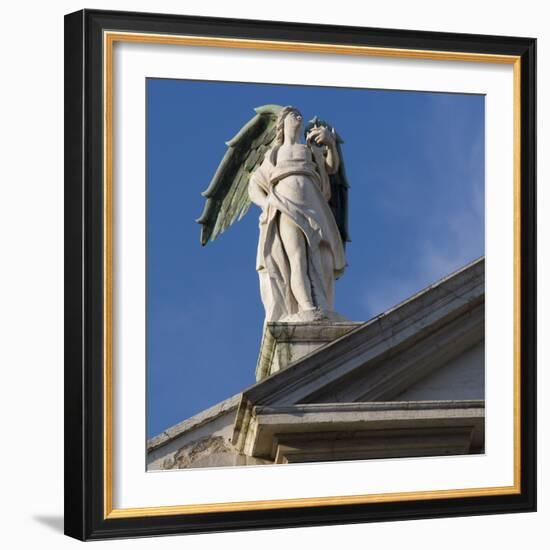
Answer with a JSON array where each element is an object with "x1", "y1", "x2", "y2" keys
[{"x1": 146, "y1": 78, "x2": 485, "y2": 438}]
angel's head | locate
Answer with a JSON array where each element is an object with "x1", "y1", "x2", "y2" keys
[{"x1": 275, "y1": 106, "x2": 303, "y2": 145}]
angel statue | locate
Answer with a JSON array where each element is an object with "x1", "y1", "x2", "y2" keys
[{"x1": 197, "y1": 104, "x2": 350, "y2": 322}]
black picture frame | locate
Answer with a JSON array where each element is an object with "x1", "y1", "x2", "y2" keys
[{"x1": 64, "y1": 8, "x2": 536, "y2": 541}]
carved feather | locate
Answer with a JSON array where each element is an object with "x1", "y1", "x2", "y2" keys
[{"x1": 197, "y1": 104, "x2": 282, "y2": 245}]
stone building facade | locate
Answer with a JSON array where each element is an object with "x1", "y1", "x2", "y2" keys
[{"x1": 147, "y1": 258, "x2": 484, "y2": 470}]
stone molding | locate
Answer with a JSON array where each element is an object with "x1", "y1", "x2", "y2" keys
[
  {"x1": 233, "y1": 258, "x2": 484, "y2": 451},
  {"x1": 255, "y1": 321, "x2": 363, "y2": 380},
  {"x1": 243, "y1": 400, "x2": 485, "y2": 461}
]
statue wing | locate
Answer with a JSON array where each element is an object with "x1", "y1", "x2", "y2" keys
[
  {"x1": 305, "y1": 116, "x2": 351, "y2": 247},
  {"x1": 196, "y1": 104, "x2": 282, "y2": 245}
]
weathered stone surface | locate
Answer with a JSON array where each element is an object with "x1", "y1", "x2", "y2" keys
[
  {"x1": 148, "y1": 394, "x2": 240, "y2": 454},
  {"x1": 199, "y1": 105, "x2": 350, "y2": 324},
  {"x1": 309, "y1": 303, "x2": 484, "y2": 403},
  {"x1": 273, "y1": 427, "x2": 476, "y2": 464},
  {"x1": 243, "y1": 400, "x2": 485, "y2": 461},
  {"x1": 147, "y1": 258, "x2": 486, "y2": 470},
  {"x1": 395, "y1": 341, "x2": 484, "y2": 401},
  {"x1": 256, "y1": 321, "x2": 363, "y2": 380},
  {"x1": 147, "y1": 397, "x2": 239, "y2": 471},
  {"x1": 170, "y1": 435, "x2": 231, "y2": 468},
  {"x1": 249, "y1": 108, "x2": 348, "y2": 322},
  {"x1": 160, "y1": 435, "x2": 271, "y2": 470},
  {"x1": 237, "y1": 257, "x2": 484, "y2": 424}
]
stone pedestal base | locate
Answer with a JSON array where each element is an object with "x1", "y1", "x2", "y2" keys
[{"x1": 255, "y1": 321, "x2": 363, "y2": 381}]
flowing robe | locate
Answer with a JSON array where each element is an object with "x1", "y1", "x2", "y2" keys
[{"x1": 249, "y1": 145, "x2": 346, "y2": 321}]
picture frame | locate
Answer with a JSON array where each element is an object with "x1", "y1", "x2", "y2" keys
[{"x1": 64, "y1": 8, "x2": 536, "y2": 541}]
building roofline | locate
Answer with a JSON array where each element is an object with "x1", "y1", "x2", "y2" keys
[
  {"x1": 147, "y1": 393, "x2": 241, "y2": 453},
  {"x1": 232, "y1": 257, "x2": 484, "y2": 448},
  {"x1": 243, "y1": 256, "x2": 484, "y2": 405},
  {"x1": 148, "y1": 257, "x2": 484, "y2": 454}
]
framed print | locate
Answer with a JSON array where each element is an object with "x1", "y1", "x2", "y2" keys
[{"x1": 64, "y1": 9, "x2": 536, "y2": 540}]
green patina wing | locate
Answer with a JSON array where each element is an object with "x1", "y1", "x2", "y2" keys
[
  {"x1": 196, "y1": 104, "x2": 282, "y2": 245},
  {"x1": 305, "y1": 116, "x2": 351, "y2": 247}
]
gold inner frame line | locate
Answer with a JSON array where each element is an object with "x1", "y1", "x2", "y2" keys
[{"x1": 103, "y1": 30, "x2": 522, "y2": 520}]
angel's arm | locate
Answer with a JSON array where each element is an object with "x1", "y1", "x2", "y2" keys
[
  {"x1": 324, "y1": 140, "x2": 340, "y2": 175},
  {"x1": 307, "y1": 126, "x2": 339, "y2": 175}
]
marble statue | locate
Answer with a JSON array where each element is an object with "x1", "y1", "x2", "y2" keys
[{"x1": 197, "y1": 105, "x2": 350, "y2": 322}]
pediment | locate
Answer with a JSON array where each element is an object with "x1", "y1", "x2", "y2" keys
[
  {"x1": 147, "y1": 258, "x2": 485, "y2": 468},
  {"x1": 232, "y1": 258, "x2": 484, "y2": 450}
]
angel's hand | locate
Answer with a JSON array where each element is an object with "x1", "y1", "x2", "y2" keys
[{"x1": 307, "y1": 126, "x2": 335, "y2": 147}]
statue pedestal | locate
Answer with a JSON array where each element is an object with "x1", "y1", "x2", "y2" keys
[{"x1": 255, "y1": 321, "x2": 363, "y2": 381}]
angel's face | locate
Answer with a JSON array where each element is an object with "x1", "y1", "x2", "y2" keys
[{"x1": 283, "y1": 110, "x2": 303, "y2": 139}]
